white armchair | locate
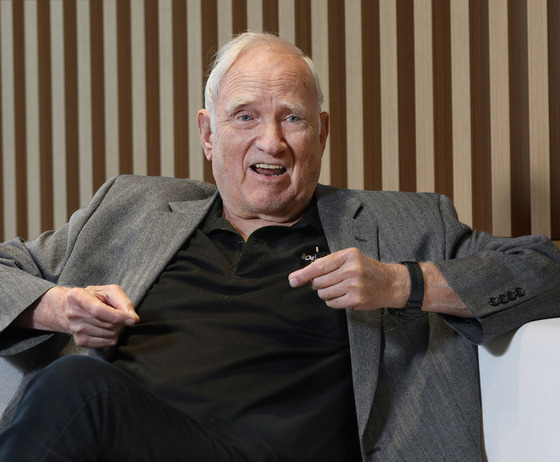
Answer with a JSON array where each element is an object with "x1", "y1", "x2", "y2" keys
[
  {"x1": 0, "y1": 349, "x2": 29, "y2": 417},
  {"x1": 479, "y1": 318, "x2": 560, "y2": 462}
]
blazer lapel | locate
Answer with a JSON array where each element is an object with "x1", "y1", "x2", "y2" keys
[
  {"x1": 118, "y1": 194, "x2": 217, "y2": 307},
  {"x1": 316, "y1": 185, "x2": 383, "y2": 449}
]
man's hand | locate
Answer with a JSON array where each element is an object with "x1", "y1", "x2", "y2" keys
[
  {"x1": 288, "y1": 247, "x2": 409, "y2": 311},
  {"x1": 15, "y1": 285, "x2": 140, "y2": 348},
  {"x1": 64, "y1": 285, "x2": 139, "y2": 347},
  {"x1": 288, "y1": 247, "x2": 473, "y2": 317}
]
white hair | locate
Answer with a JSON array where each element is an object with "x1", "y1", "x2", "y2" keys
[{"x1": 204, "y1": 32, "x2": 324, "y2": 119}]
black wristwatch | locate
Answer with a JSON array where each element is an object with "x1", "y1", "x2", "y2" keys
[{"x1": 388, "y1": 261, "x2": 424, "y2": 319}]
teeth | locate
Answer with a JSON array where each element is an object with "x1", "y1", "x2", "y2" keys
[
  {"x1": 252, "y1": 163, "x2": 286, "y2": 177},
  {"x1": 254, "y1": 163, "x2": 284, "y2": 169}
]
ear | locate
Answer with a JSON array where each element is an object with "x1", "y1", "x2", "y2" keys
[
  {"x1": 197, "y1": 109, "x2": 213, "y2": 161},
  {"x1": 319, "y1": 111, "x2": 329, "y2": 153}
]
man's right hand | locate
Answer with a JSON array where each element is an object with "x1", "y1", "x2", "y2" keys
[{"x1": 15, "y1": 285, "x2": 139, "y2": 348}]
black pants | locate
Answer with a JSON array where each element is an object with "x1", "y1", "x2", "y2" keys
[{"x1": 0, "y1": 356, "x2": 271, "y2": 462}]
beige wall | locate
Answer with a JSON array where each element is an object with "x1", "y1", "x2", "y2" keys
[{"x1": 0, "y1": 0, "x2": 558, "y2": 241}]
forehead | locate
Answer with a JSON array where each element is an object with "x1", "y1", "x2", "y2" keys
[{"x1": 216, "y1": 45, "x2": 317, "y2": 107}]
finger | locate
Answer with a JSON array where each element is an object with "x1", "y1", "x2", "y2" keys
[
  {"x1": 323, "y1": 295, "x2": 353, "y2": 310},
  {"x1": 289, "y1": 253, "x2": 343, "y2": 288},
  {"x1": 69, "y1": 321, "x2": 121, "y2": 340},
  {"x1": 73, "y1": 332, "x2": 121, "y2": 348},
  {"x1": 68, "y1": 315, "x2": 124, "y2": 347},
  {"x1": 67, "y1": 288, "x2": 137, "y2": 328},
  {"x1": 308, "y1": 268, "x2": 348, "y2": 292},
  {"x1": 88, "y1": 285, "x2": 139, "y2": 322},
  {"x1": 316, "y1": 283, "x2": 348, "y2": 302}
]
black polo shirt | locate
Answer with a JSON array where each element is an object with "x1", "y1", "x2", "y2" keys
[{"x1": 112, "y1": 197, "x2": 360, "y2": 461}]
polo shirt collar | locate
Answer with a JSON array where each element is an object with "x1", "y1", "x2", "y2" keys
[{"x1": 201, "y1": 194, "x2": 324, "y2": 234}]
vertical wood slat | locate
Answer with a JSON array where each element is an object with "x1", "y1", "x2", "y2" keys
[
  {"x1": 159, "y1": 0, "x2": 175, "y2": 178},
  {"x1": 327, "y1": 0, "x2": 347, "y2": 189},
  {"x1": 172, "y1": 0, "x2": 189, "y2": 179},
  {"x1": 13, "y1": 1, "x2": 28, "y2": 237},
  {"x1": 361, "y1": 0, "x2": 382, "y2": 192},
  {"x1": 145, "y1": 0, "x2": 161, "y2": 177},
  {"x1": 76, "y1": 0, "x2": 94, "y2": 207},
  {"x1": 312, "y1": 0, "x2": 330, "y2": 185},
  {"x1": 345, "y1": 0, "x2": 363, "y2": 191},
  {"x1": 51, "y1": 0, "x2": 68, "y2": 229},
  {"x1": 262, "y1": 0, "x2": 279, "y2": 34},
  {"x1": 379, "y1": 0, "x2": 399, "y2": 192},
  {"x1": 232, "y1": 0, "x2": 248, "y2": 35},
  {"x1": 186, "y1": 0, "x2": 203, "y2": 182},
  {"x1": 508, "y1": 0, "x2": 532, "y2": 237},
  {"x1": 1, "y1": 1, "x2": 16, "y2": 242},
  {"x1": 24, "y1": 1, "x2": 41, "y2": 239},
  {"x1": 247, "y1": 0, "x2": 263, "y2": 32},
  {"x1": 397, "y1": 0, "x2": 417, "y2": 192},
  {"x1": 414, "y1": 0, "x2": 435, "y2": 194},
  {"x1": 116, "y1": 0, "x2": 133, "y2": 175},
  {"x1": 37, "y1": 0, "x2": 54, "y2": 234},
  {"x1": 131, "y1": 0, "x2": 147, "y2": 176},
  {"x1": 90, "y1": 0, "x2": 106, "y2": 193},
  {"x1": 0, "y1": 0, "x2": 559, "y2": 242},
  {"x1": 432, "y1": 0, "x2": 454, "y2": 201},
  {"x1": 489, "y1": 0, "x2": 511, "y2": 238},
  {"x1": 294, "y1": 0, "x2": 312, "y2": 57},
  {"x1": 0, "y1": 4, "x2": 3, "y2": 242},
  {"x1": 64, "y1": 0, "x2": 80, "y2": 220},
  {"x1": 528, "y1": 0, "x2": 550, "y2": 236},
  {"x1": 451, "y1": 0, "x2": 472, "y2": 227},
  {"x1": 549, "y1": 0, "x2": 560, "y2": 239},
  {"x1": 102, "y1": 0, "x2": 119, "y2": 182},
  {"x1": 470, "y1": 0, "x2": 493, "y2": 233},
  {"x1": 217, "y1": 0, "x2": 233, "y2": 47},
  {"x1": 201, "y1": 0, "x2": 217, "y2": 184}
]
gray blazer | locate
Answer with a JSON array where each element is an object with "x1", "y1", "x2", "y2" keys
[{"x1": 1, "y1": 175, "x2": 559, "y2": 461}]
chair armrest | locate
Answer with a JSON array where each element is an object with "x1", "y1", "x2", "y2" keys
[
  {"x1": 0, "y1": 356, "x2": 26, "y2": 416},
  {"x1": 479, "y1": 318, "x2": 560, "y2": 462}
]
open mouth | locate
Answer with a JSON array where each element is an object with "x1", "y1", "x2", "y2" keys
[{"x1": 251, "y1": 163, "x2": 287, "y2": 177}]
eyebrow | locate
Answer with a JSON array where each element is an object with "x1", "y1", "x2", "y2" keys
[
  {"x1": 225, "y1": 99, "x2": 253, "y2": 114},
  {"x1": 223, "y1": 99, "x2": 309, "y2": 119},
  {"x1": 224, "y1": 99, "x2": 252, "y2": 116},
  {"x1": 280, "y1": 101, "x2": 308, "y2": 118}
]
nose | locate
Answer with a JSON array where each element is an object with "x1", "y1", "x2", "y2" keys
[{"x1": 255, "y1": 120, "x2": 286, "y2": 156}]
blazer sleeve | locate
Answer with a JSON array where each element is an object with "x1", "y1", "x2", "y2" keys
[
  {"x1": 0, "y1": 177, "x2": 120, "y2": 354},
  {"x1": 433, "y1": 194, "x2": 560, "y2": 344}
]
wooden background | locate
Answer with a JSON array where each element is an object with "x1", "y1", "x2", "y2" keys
[{"x1": 0, "y1": 0, "x2": 558, "y2": 242}]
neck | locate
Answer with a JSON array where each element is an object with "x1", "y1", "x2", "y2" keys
[{"x1": 222, "y1": 208, "x2": 303, "y2": 241}]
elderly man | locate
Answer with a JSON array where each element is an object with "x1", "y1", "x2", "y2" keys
[{"x1": 0, "y1": 32, "x2": 559, "y2": 462}]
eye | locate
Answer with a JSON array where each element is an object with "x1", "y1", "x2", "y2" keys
[
  {"x1": 286, "y1": 115, "x2": 301, "y2": 123},
  {"x1": 238, "y1": 114, "x2": 253, "y2": 121}
]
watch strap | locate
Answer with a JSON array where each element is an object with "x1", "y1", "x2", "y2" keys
[{"x1": 388, "y1": 261, "x2": 424, "y2": 319}]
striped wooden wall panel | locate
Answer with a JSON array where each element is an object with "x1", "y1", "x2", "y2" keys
[{"x1": 0, "y1": 0, "x2": 558, "y2": 242}]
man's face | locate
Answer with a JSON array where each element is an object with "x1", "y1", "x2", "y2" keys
[{"x1": 198, "y1": 44, "x2": 329, "y2": 224}]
